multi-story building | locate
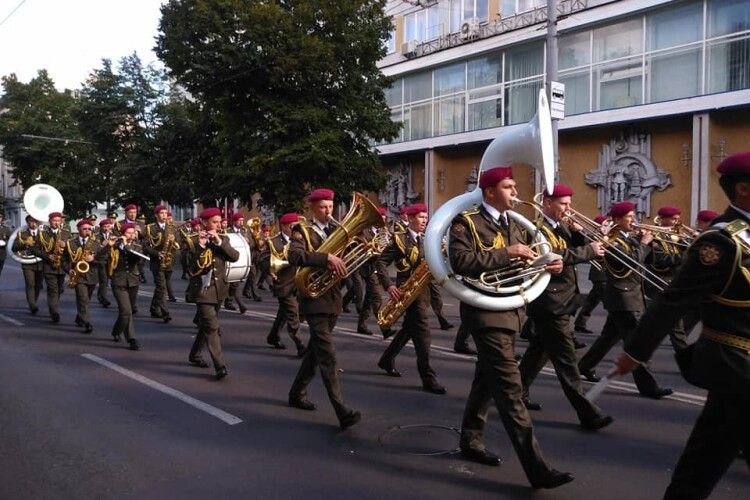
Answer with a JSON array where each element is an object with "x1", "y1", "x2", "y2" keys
[
  {"x1": 376, "y1": 0, "x2": 750, "y2": 222},
  {"x1": 0, "y1": 146, "x2": 25, "y2": 228}
]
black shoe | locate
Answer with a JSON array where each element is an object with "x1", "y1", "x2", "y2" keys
[
  {"x1": 580, "y1": 369, "x2": 601, "y2": 382},
  {"x1": 523, "y1": 397, "x2": 542, "y2": 411},
  {"x1": 459, "y1": 447, "x2": 502, "y2": 467},
  {"x1": 342, "y1": 305, "x2": 351, "y2": 313},
  {"x1": 51, "y1": 312, "x2": 60, "y2": 323},
  {"x1": 253, "y1": 296, "x2": 262, "y2": 302},
  {"x1": 267, "y1": 338, "x2": 286, "y2": 350},
  {"x1": 242, "y1": 292, "x2": 252, "y2": 299},
  {"x1": 573, "y1": 338, "x2": 587, "y2": 350},
  {"x1": 139, "y1": 276, "x2": 146, "y2": 284},
  {"x1": 357, "y1": 325, "x2": 374, "y2": 336},
  {"x1": 289, "y1": 397, "x2": 316, "y2": 411},
  {"x1": 30, "y1": 306, "x2": 39, "y2": 315},
  {"x1": 258, "y1": 284, "x2": 267, "y2": 291},
  {"x1": 381, "y1": 328, "x2": 396, "y2": 340},
  {"x1": 128, "y1": 339, "x2": 140, "y2": 351},
  {"x1": 238, "y1": 304, "x2": 247, "y2": 314},
  {"x1": 574, "y1": 325, "x2": 593, "y2": 334},
  {"x1": 531, "y1": 470, "x2": 575, "y2": 489},
  {"x1": 339, "y1": 410, "x2": 361, "y2": 430},
  {"x1": 112, "y1": 334, "x2": 121, "y2": 343},
  {"x1": 215, "y1": 366, "x2": 228, "y2": 380},
  {"x1": 580, "y1": 414, "x2": 614, "y2": 431},
  {"x1": 83, "y1": 323, "x2": 93, "y2": 334},
  {"x1": 162, "y1": 315, "x2": 172, "y2": 324},
  {"x1": 188, "y1": 357, "x2": 209, "y2": 368},
  {"x1": 132, "y1": 308, "x2": 139, "y2": 315},
  {"x1": 99, "y1": 300, "x2": 111, "y2": 308},
  {"x1": 74, "y1": 315, "x2": 84, "y2": 327},
  {"x1": 422, "y1": 382, "x2": 447, "y2": 395},
  {"x1": 439, "y1": 320, "x2": 454, "y2": 330},
  {"x1": 224, "y1": 301, "x2": 237, "y2": 311},
  {"x1": 296, "y1": 345, "x2": 306, "y2": 358},
  {"x1": 377, "y1": 360, "x2": 401, "y2": 377},
  {"x1": 454, "y1": 345, "x2": 477, "y2": 355},
  {"x1": 168, "y1": 296, "x2": 177, "y2": 303},
  {"x1": 641, "y1": 387, "x2": 673, "y2": 400},
  {"x1": 150, "y1": 311, "x2": 163, "y2": 318}
]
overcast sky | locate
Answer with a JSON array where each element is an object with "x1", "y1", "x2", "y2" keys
[{"x1": 0, "y1": 0, "x2": 165, "y2": 92}]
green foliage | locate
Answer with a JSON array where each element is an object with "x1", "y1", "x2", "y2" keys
[{"x1": 157, "y1": 0, "x2": 399, "y2": 211}]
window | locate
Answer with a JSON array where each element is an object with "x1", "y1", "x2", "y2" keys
[
  {"x1": 708, "y1": 0, "x2": 750, "y2": 38},
  {"x1": 384, "y1": 29, "x2": 396, "y2": 54},
  {"x1": 559, "y1": 31, "x2": 591, "y2": 70},
  {"x1": 384, "y1": 80, "x2": 402, "y2": 107},
  {"x1": 649, "y1": 47, "x2": 701, "y2": 101},
  {"x1": 404, "y1": 5, "x2": 441, "y2": 43},
  {"x1": 404, "y1": 72, "x2": 431, "y2": 103},
  {"x1": 434, "y1": 62, "x2": 466, "y2": 96},
  {"x1": 468, "y1": 54, "x2": 502, "y2": 88},
  {"x1": 708, "y1": 35, "x2": 750, "y2": 92},
  {"x1": 404, "y1": 103, "x2": 432, "y2": 140},
  {"x1": 449, "y1": 0, "x2": 489, "y2": 32},
  {"x1": 593, "y1": 19, "x2": 643, "y2": 62},
  {"x1": 434, "y1": 95, "x2": 466, "y2": 135},
  {"x1": 559, "y1": 70, "x2": 590, "y2": 115},
  {"x1": 648, "y1": 2, "x2": 702, "y2": 51},
  {"x1": 594, "y1": 57, "x2": 643, "y2": 110},
  {"x1": 500, "y1": 0, "x2": 545, "y2": 17},
  {"x1": 505, "y1": 79, "x2": 542, "y2": 125},
  {"x1": 505, "y1": 43, "x2": 543, "y2": 81}
]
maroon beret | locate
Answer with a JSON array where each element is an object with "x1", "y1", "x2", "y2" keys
[
  {"x1": 547, "y1": 184, "x2": 574, "y2": 198},
  {"x1": 377, "y1": 206, "x2": 387, "y2": 216},
  {"x1": 406, "y1": 203, "x2": 428, "y2": 216},
  {"x1": 716, "y1": 151, "x2": 750, "y2": 175},
  {"x1": 191, "y1": 218, "x2": 202, "y2": 227},
  {"x1": 308, "y1": 188, "x2": 335, "y2": 202},
  {"x1": 608, "y1": 202, "x2": 636, "y2": 218},
  {"x1": 124, "y1": 204, "x2": 137, "y2": 211},
  {"x1": 279, "y1": 212, "x2": 300, "y2": 225},
  {"x1": 231, "y1": 212, "x2": 244, "y2": 222},
  {"x1": 167, "y1": 212, "x2": 172, "y2": 217},
  {"x1": 77, "y1": 219, "x2": 93, "y2": 229},
  {"x1": 399, "y1": 206, "x2": 408, "y2": 215},
  {"x1": 154, "y1": 205, "x2": 168, "y2": 215},
  {"x1": 199, "y1": 207, "x2": 222, "y2": 219},
  {"x1": 657, "y1": 206, "x2": 681, "y2": 217},
  {"x1": 478, "y1": 166, "x2": 513, "y2": 190},
  {"x1": 48, "y1": 211, "x2": 63, "y2": 219},
  {"x1": 120, "y1": 222, "x2": 136, "y2": 232},
  {"x1": 697, "y1": 210, "x2": 720, "y2": 222},
  {"x1": 593, "y1": 215, "x2": 608, "y2": 224},
  {"x1": 99, "y1": 218, "x2": 113, "y2": 227}
]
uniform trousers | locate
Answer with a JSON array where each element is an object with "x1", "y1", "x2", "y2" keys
[
  {"x1": 378, "y1": 300, "x2": 437, "y2": 384},
  {"x1": 43, "y1": 272, "x2": 65, "y2": 316},
  {"x1": 22, "y1": 267, "x2": 44, "y2": 310},
  {"x1": 96, "y1": 264, "x2": 110, "y2": 304},
  {"x1": 267, "y1": 294, "x2": 302, "y2": 346},
  {"x1": 111, "y1": 283, "x2": 138, "y2": 341},
  {"x1": 190, "y1": 303, "x2": 225, "y2": 369},
  {"x1": 74, "y1": 282, "x2": 96, "y2": 324},
  {"x1": 574, "y1": 281, "x2": 605, "y2": 329},
  {"x1": 150, "y1": 268, "x2": 170, "y2": 317}
]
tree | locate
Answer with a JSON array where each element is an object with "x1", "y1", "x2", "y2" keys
[
  {"x1": 156, "y1": 0, "x2": 400, "y2": 211},
  {"x1": 0, "y1": 71, "x2": 98, "y2": 218}
]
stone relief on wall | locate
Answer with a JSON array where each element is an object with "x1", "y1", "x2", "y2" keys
[
  {"x1": 584, "y1": 131, "x2": 672, "y2": 219},
  {"x1": 380, "y1": 162, "x2": 420, "y2": 218},
  {"x1": 465, "y1": 165, "x2": 478, "y2": 192}
]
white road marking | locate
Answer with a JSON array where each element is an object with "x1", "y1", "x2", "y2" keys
[
  {"x1": 0, "y1": 313, "x2": 24, "y2": 326},
  {"x1": 81, "y1": 353, "x2": 243, "y2": 426}
]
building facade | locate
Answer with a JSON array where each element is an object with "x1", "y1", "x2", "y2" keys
[{"x1": 376, "y1": 0, "x2": 750, "y2": 222}]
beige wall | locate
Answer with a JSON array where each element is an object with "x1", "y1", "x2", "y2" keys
[{"x1": 709, "y1": 110, "x2": 750, "y2": 211}]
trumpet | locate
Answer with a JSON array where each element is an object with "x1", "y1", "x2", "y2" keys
[{"x1": 631, "y1": 222, "x2": 689, "y2": 247}]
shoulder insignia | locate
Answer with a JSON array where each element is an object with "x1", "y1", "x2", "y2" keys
[
  {"x1": 451, "y1": 222, "x2": 466, "y2": 236},
  {"x1": 698, "y1": 242, "x2": 722, "y2": 266},
  {"x1": 291, "y1": 231, "x2": 304, "y2": 241}
]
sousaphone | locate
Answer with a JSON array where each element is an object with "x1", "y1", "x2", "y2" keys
[{"x1": 7, "y1": 184, "x2": 65, "y2": 265}]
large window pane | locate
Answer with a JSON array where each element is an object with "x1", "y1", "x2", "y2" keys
[
  {"x1": 404, "y1": 72, "x2": 432, "y2": 103},
  {"x1": 434, "y1": 95, "x2": 466, "y2": 135},
  {"x1": 594, "y1": 19, "x2": 643, "y2": 62},
  {"x1": 649, "y1": 47, "x2": 701, "y2": 101},
  {"x1": 708, "y1": 35, "x2": 750, "y2": 92},
  {"x1": 648, "y1": 2, "x2": 702, "y2": 50},
  {"x1": 468, "y1": 54, "x2": 502, "y2": 88},
  {"x1": 594, "y1": 58, "x2": 643, "y2": 110},
  {"x1": 404, "y1": 103, "x2": 432, "y2": 140},
  {"x1": 385, "y1": 80, "x2": 402, "y2": 107},
  {"x1": 559, "y1": 31, "x2": 590, "y2": 69},
  {"x1": 450, "y1": 0, "x2": 462, "y2": 32},
  {"x1": 559, "y1": 71, "x2": 590, "y2": 115},
  {"x1": 416, "y1": 10, "x2": 426, "y2": 42},
  {"x1": 405, "y1": 13, "x2": 416, "y2": 42},
  {"x1": 709, "y1": 0, "x2": 750, "y2": 38},
  {"x1": 505, "y1": 79, "x2": 542, "y2": 124},
  {"x1": 434, "y1": 62, "x2": 466, "y2": 96},
  {"x1": 469, "y1": 98, "x2": 503, "y2": 130},
  {"x1": 426, "y1": 5, "x2": 441, "y2": 40},
  {"x1": 476, "y1": 0, "x2": 489, "y2": 21},
  {"x1": 505, "y1": 43, "x2": 543, "y2": 81}
]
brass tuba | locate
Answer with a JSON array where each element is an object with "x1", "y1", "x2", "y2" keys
[
  {"x1": 423, "y1": 90, "x2": 555, "y2": 311},
  {"x1": 295, "y1": 192, "x2": 387, "y2": 298}
]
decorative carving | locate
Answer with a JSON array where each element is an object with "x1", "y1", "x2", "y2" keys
[
  {"x1": 465, "y1": 165, "x2": 478, "y2": 192},
  {"x1": 379, "y1": 161, "x2": 420, "y2": 218},
  {"x1": 437, "y1": 167, "x2": 446, "y2": 193},
  {"x1": 711, "y1": 137, "x2": 727, "y2": 163},
  {"x1": 584, "y1": 131, "x2": 672, "y2": 219}
]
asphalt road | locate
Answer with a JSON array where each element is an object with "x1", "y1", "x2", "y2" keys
[{"x1": 0, "y1": 261, "x2": 747, "y2": 499}]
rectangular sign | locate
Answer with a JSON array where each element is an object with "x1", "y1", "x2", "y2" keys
[{"x1": 550, "y1": 81, "x2": 565, "y2": 120}]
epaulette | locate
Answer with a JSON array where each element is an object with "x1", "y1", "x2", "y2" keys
[{"x1": 291, "y1": 222, "x2": 313, "y2": 249}]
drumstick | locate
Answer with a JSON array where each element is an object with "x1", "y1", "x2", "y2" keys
[{"x1": 585, "y1": 368, "x2": 618, "y2": 402}]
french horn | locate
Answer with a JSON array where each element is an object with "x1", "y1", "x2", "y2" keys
[
  {"x1": 7, "y1": 184, "x2": 65, "y2": 265},
  {"x1": 423, "y1": 90, "x2": 555, "y2": 311}
]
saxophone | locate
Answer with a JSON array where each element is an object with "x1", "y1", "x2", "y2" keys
[
  {"x1": 161, "y1": 222, "x2": 180, "y2": 269},
  {"x1": 68, "y1": 238, "x2": 95, "y2": 288},
  {"x1": 377, "y1": 260, "x2": 432, "y2": 330}
]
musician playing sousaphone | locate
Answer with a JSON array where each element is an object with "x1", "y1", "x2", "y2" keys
[
  {"x1": 448, "y1": 166, "x2": 573, "y2": 489},
  {"x1": 13, "y1": 215, "x2": 44, "y2": 314},
  {"x1": 287, "y1": 188, "x2": 361, "y2": 431},
  {"x1": 186, "y1": 208, "x2": 239, "y2": 380},
  {"x1": 375, "y1": 203, "x2": 446, "y2": 395},
  {"x1": 258, "y1": 212, "x2": 306, "y2": 356},
  {"x1": 144, "y1": 205, "x2": 176, "y2": 323},
  {"x1": 64, "y1": 219, "x2": 108, "y2": 334},
  {"x1": 33, "y1": 210, "x2": 71, "y2": 324}
]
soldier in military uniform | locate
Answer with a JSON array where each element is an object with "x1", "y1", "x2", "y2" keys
[
  {"x1": 287, "y1": 188, "x2": 361, "y2": 430},
  {"x1": 225, "y1": 212, "x2": 249, "y2": 313},
  {"x1": 573, "y1": 214, "x2": 609, "y2": 336},
  {"x1": 144, "y1": 205, "x2": 176, "y2": 323},
  {"x1": 0, "y1": 211, "x2": 11, "y2": 279},
  {"x1": 577, "y1": 201, "x2": 673, "y2": 399},
  {"x1": 64, "y1": 219, "x2": 106, "y2": 334},
  {"x1": 116, "y1": 204, "x2": 146, "y2": 285},
  {"x1": 95, "y1": 218, "x2": 114, "y2": 307},
  {"x1": 448, "y1": 166, "x2": 573, "y2": 489},
  {"x1": 614, "y1": 150, "x2": 750, "y2": 500},
  {"x1": 376, "y1": 203, "x2": 446, "y2": 395},
  {"x1": 352, "y1": 206, "x2": 387, "y2": 336},
  {"x1": 12, "y1": 215, "x2": 44, "y2": 314},
  {"x1": 517, "y1": 185, "x2": 613, "y2": 429},
  {"x1": 186, "y1": 208, "x2": 239, "y2": 379},
  {"x1": 258, "y1": 212, "x2": 305, "y2": 356},
  {"x1": 32, "y1": 211, "x2": 71, "y2": 323},
  {"x1": 695, "y1": 209, "x2": 719, "y2": 232},
  {"x1": 104, "y1": 222, "x2": 145, "y2": 350}
]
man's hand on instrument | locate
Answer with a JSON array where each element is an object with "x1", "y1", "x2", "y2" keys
[
  {"x1": 613, "y1": 351, "x2": 640, "y2": 376},
  {"x1": 544, "y1": 258, "x2": 564, "y2": 275},
  {"x1": 327, "y1": 254, "x2": 347, "y2": 276},
  {"x1": 589, "y1": 241, "x2": 605, "y2": 257},
  {"x1": 387, "y1": 285, "x2": 402, "y2": 301},
  {"x1": 506, "y1": 244, "x2": 535, "y2": 261},
  {"x1": 640, "y1": 230, "x2": 654, "y2": 245},
  {"x1": 84, "y1": 254, "x2": 94, "y2": 263},
  {"x1": 198, "y1": 231, "x2": 209, "y2": 247}
]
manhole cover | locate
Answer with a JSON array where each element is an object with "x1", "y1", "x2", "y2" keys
[{"x1": 378, "y1": 424, "x2": 460, "y2": 456}]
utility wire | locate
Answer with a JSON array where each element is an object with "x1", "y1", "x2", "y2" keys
[{"x1": 0, "y1": 0, "x2": 27, "y2": 29}]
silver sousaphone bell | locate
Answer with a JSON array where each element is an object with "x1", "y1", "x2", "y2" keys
[{"x1": 7, "y1": 184, "x2": 65, "y2": 265}]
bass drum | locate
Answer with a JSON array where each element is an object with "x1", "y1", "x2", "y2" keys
[{"x1": 224, "y1": 233, "x2": 252, "y2": 283}]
